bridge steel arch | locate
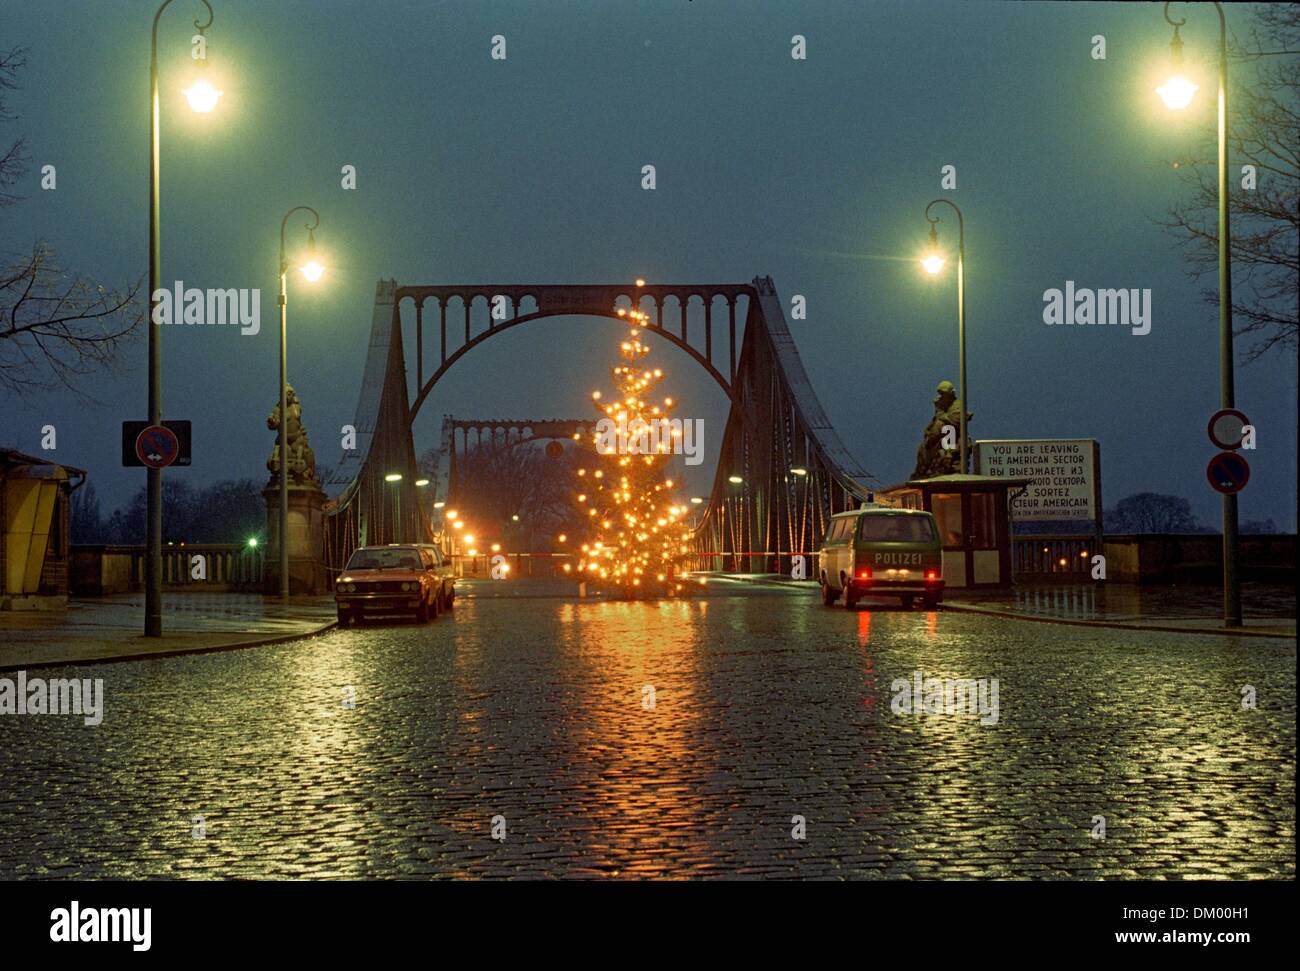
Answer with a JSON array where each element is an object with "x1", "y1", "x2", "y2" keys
[
  {"x1": 438, "y1": 416, "x2": 598, "y2": 499},
  {"x1": 322, "y1": 277, "x2": 875, "y2": 578}
]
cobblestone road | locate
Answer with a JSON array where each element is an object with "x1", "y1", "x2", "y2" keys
[{"x1": 0, "y1": 581, "x2": 1293, "y2": 879}]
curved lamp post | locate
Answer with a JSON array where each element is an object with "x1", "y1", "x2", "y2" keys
[
  {"x1": 146, "y1": 0, "x2": 217, "y2": 637},
  {"x1": 1155, "y1": 1, "x2": 1240, "y2": 626},
  {"x1": 277, "y1": 206, "x2": 324, "y2": 599},
  {"x1": 921, "y1": 198, "x2": 968, "y2": 473}
]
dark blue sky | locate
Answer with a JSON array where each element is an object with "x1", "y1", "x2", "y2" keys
[{"x1": 3, "y1": 0, "x2": 1295, "y2": 530}]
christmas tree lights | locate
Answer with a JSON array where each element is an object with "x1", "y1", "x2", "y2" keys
[{"x1": 575, "y1": 308, "x2": 693, "y2": 597}]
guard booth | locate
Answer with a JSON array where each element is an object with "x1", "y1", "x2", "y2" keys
[
  {"x1": 1, "y1": 449, "x2": 85, "y2": 609},
  {"x1": 876, "y1": 473, "x2": 1030, "y2": 589}
]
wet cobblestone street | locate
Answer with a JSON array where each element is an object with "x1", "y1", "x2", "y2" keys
[{"x1": 0, "y1": 582, "x2": 1293, "y2": 879}]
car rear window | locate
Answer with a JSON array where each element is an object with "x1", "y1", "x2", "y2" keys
[
  {"x1": 857, "y1": 515, "x2": 936, "y2": 543},
  {"x1": 345, "y1": 548, "x2": 422, "y2": 571}
]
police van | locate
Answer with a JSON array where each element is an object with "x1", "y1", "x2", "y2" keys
[{"x1": 817, "y1": 504, "x2": 944, "y2": 610}]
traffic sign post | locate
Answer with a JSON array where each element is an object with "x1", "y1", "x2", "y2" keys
[
  {"x1": 121, "y1": 419, "x2": 191, "y2": 638},
  {"x1": 1206, "y1": 409, "x2": 1249, "y2": 629}
]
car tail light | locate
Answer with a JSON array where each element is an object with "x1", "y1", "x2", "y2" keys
[
  {"x1": 856, "y1": 567, "x2": 872, "y2": 579},
  {"x1": 925, "y1": 570, "x2": 938, "y2": 581}
]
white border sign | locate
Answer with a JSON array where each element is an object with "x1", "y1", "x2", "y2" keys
[{"x1": 975, "y1": 439, "x2": 1101, "y2": 524}]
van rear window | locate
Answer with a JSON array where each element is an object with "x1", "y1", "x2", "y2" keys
[{"x1": 858, "y1": 516, "x2": 936, "y2": 543}]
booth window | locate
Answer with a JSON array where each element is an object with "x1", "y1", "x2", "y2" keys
[
  {"x1": 931, "y1": 493, "x2": 963, "y2": 547},
  {"x1": 970, "y1": 492, "x2": 997, "y2": 549}
]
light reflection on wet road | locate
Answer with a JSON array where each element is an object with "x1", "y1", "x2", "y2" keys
[{"x1": 0, "y1": 580, "x2": 1293, "y2": 878}]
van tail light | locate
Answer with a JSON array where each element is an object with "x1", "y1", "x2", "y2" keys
[
  {"x1": 856, "y1": 567, "x2": 872, "y2": 580},
  {"x1": 925, "y1": 570, "x2": 939, "y2": 581}
]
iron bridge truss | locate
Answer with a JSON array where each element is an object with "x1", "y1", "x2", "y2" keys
[{"x1": 322, "y1": 276, "x2": 876, "y2": 577}]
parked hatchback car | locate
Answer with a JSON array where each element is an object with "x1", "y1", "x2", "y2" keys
[
  {"x1": 818, "y1": 506, "x2": 944, "y2": 610},
  {"x1": 335, "y1": 543, "x2": 455, "y2": 625}
]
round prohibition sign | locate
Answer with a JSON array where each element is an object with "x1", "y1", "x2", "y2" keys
[
  {"x1": 1207, "y1": 408, "x2": 1251, "y2": 451},
  {"x1": 1206, "y1": 451, "x2": 1250, "y2": 495},
  {"x1": 135, "y1": 424, "x2": 179, "y2": 469}
]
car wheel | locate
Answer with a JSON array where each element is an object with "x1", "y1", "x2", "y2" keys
[
  {"x1": 445, "y1": 585, "x2": 455, "y2": 609},
  {"x1": 841, "y1": 574, "x2": 858, "y2": 609},
  {"x1": 901, "y1": 595, "x2": 915, "y2": 611},
  {"x1": 415, "y1": 598, "x2": 429, "y2": 623},
  {"x1": 820, "y1": 575, "x2": 837, "y2": 606},
  {"x1": 431, "y1": 587, "x2": 442, "y2": 619},
  {"x1": 336, "y1": 609, "x2": 351, "y2": 628},
  {"x1": 922, "y1": 594, "x2": 940, "y2": 610}
]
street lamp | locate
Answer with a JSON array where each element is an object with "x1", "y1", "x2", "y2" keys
[
  {"x1": 1154, "y1": 1, "x2": 1240, "y2": 626},
  {"x1": 384, "y1": 472, "x2": 402, "y2": 543},
  {"x1": 922, "y1": 198, "x2": 968, "y2": 473},
  {"x1": 146, "y1": 0, "x2": 218, "y2": 637},
  {"x1": 275, "y1": 206, "x2": 324, "y2": 599}
]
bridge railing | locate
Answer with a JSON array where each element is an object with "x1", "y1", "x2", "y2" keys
[
  {"x1": 70, "y1": 544, "x2": 266, "y2": 595},
  {"x1": 1012, "y1": 536, "x2": 1096, "y2": 578}
]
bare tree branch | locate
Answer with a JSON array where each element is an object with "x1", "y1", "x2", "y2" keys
[
  {"x1": 0, "y1": 45, "x2": 143, "y2": 396},
  {"x1": 1156, "y1": 4, "x2": 1300, "y2": 361}
]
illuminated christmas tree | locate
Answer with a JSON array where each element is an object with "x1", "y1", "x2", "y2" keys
[{"x1": 575, "y1": 307, "x2": 693, "y2": 597}]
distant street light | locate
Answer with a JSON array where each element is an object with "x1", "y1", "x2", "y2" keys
[
  {"x1": 275, "y1": 205, "x2": 324, "y2": 599},
  {"x1": 1153, "y1": 1, "x2": 1240, "y2": 626},
  {"x1": 922, "y1": 197, "x2": 968, "y2": 473},
  {"x1": 145, "y1": 0, "x2": 219, "y2": 638}
]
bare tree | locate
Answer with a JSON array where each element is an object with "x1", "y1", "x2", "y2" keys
[
  {"x1": 0, "y1": 46, "x2": 143, "y2": 396},
  {"x1": 1105, "y1": 493, "x2": 1206, "y2": 534},
  {"x1": 1157, "y1": 5, "x2": 1299, "y2": 361}
]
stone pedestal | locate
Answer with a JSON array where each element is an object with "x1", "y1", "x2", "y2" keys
[{"x1": 263, "y1": 483, "x2": 328, "y2": 595}]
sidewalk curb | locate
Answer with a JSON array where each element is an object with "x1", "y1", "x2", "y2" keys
[
  {"x1": 0, "y1": 619, "x2": 339, "y2": 672},
  {"x1": 699, "y1": 573, "x2": 1296, "y2": 640},
  {"x1": 933, "y1": 603, "x2": 1295, "y2": 640}
]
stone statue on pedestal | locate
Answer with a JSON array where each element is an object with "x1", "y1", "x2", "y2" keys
[
  {"x1": 911, "y1": 380, "x2": 973, "y2": 478},
  {"x1": 266, "y1": 385, "x2": 319, "y2": 486}
]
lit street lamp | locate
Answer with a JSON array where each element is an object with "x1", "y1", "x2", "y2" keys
[
  {"x1": 1154, "y1": 1, "x2": 1240, "y2": 626},
  {"x1": 145, "y1": 0, "x2": 218, "y2": 637},
  {"x1": 275, "y1": 206, "x2": 324, "y2": 599},
  {"x1": 921, "y1": 197, "x2": 969, "y2": 473}
]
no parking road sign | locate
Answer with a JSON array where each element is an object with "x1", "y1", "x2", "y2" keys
[
  {"x1": 122, "y1": 420, "x2": 191, "y2": 468},
  {"x1": 1206, "y1": 451, "x2": 1250, "y2": 495},
  {"x1": 135, "y1": 425, "x2": 178, "y2": 469}
]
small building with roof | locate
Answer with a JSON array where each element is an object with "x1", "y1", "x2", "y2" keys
[
  {"x1": 1, "y1": 448, "x2": 85, "y2": 609},
  {"x1": 874, "y1": 473, "x2": 1031, "y2": 588}
]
